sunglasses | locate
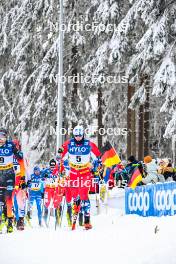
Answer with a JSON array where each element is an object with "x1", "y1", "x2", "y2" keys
[{"x1": 50, "y1": 165, "x2": 56, "y2": 168}]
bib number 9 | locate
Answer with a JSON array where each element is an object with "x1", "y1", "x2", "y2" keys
[{"x1": 0, "y1": 157, "x2": 4, "y2": 164}]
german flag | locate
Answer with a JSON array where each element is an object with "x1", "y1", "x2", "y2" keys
[
  {"x1": 14, "y1": 158, "x2": 26, "y2": 187},
  {"x1": 128, "y1": 168, "x2": 142, "y2": 189},
  {"x1": 101, "y1": 142, "x2": 121, "y2": 167},
  {"x1": 17, "y1": 158, "x2": 26, "y2": 177}
]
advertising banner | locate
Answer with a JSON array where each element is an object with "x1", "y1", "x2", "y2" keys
[{"x1": 125, "y1": 182, "x2": 176, "y2": 217}]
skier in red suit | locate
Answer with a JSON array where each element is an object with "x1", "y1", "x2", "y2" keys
[{"x1": 61, "y1": 125, "x2": 101, "y2": 230}]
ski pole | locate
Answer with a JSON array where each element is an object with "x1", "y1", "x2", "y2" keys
[
  {"x1": 59, "y1": 196, "x2": 66, "y2": 228},
  {"x1": 95, "y1": 177, "x2": 100, "y2": 214}
]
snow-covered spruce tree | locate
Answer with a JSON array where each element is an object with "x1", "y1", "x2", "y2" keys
[
  {"x1": 108, "y1": 0, "x2": 176, "y2": 159},
  {"x1": 79, "y1": 0, "x2": 131, "y2": 151},
  {"x1": 62, "y1": 0, "x2": 90, "y2": 134},
  {"x1": 0, "y1": 0, "x2": 98, "y2": 162},
  {"x1": 0, "y1": 0, "x2": 175, "y2": 163},
  {"x1": 0, "y1": 0, "x2": 60, "y2": 163}
]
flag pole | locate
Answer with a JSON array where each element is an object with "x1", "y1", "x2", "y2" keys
[{"x1": 56, "y1": 0, "x2": 64, "y2": 154}]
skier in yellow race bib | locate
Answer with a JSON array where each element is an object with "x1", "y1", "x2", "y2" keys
[{"x1": 0, "y1": 128, "x2": 24, "y2": 233}]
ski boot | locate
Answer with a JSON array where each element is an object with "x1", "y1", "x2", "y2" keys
[
  {"x1": 17, "y1": 217, "x2": 24, "y2": 231},
  {"x1": 84, "y1": 215, "x2": 92, "y2": 230},
  {"x1": 7, "y1": 217, "x2": 13, "y2": 233},
  {"x1": 66, "y1": 205, "x2": 72, "y2": 227}
]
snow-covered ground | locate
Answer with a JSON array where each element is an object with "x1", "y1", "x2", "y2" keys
[{"x1": 1, "y1": 188, "x2": 176, "y2": 264}]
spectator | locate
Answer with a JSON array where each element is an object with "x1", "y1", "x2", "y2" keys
[
  {"x1": 158, "y1": 159, "x2": 175, "y2": 182},
  {"x1": 112, "y1": 163, "x2": 125, "y2": 187},
  {"x1": 117, "y1": 156, "x2": 142, "y2": 186},
  {"x1": 142, "y1": 156, "x2": 158, "y2": 184},
  {"x1": 125, "y1": 156, "x2": 139, "y2": 175}
]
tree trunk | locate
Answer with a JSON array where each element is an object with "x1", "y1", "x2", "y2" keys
[
  {"x1": 97, "y1": 87, "x2": 103, "y2": 149},
  {"x1": 172, "y1": 135, "x2": 176, "y2": 166},
  {"x1": 144, "y1": 81, "x2": 150, "y2": 156},
  {"x1": 127, "y1": 85, "x2": 136, "y2": 157},
  {"x1": 71, "y1": 46, "x2": 78, "y2": 129},
  {"x1": 138, "y1": 105, "x2": 144, "y2": 160},
  {"x1": 131, "y1": 87, "x2": 136, "y2": 157}
]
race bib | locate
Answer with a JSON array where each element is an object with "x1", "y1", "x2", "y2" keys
[
  {"x1": 0, "y1": 157, "x2": 4, "y2": 164},
  {"x1": 30, "y1": 182, "x2": 40, "y2": 191}
]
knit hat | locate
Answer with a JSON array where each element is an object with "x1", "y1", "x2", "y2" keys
[
  {"x1": 144, "y1": 155, "x2": 152, "y2": 164},
  {"x1": 34, "y1": 166, "x2": 40, "y2": 172},
  {"x1": 49, "y1": 159, "x2": 56, "y2": 167}
]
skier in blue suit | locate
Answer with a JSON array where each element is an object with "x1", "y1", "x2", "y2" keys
[{"x1": 27, "y1": 166, "x2": 44, "y2": 226}]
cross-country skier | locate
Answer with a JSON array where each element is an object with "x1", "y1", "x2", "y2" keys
[
  {"x1": 27, "y1": 166, "x2": 44, "y2": 226},
  {"x1": 52, "y1": 151, "x2": 67, "y2": 228},
  {"x1": 13, "y1": 137, "x2": 27, "y2": 231},
  {"x1": 43, "y1": 159, "x2": 63, "y2": 227},
  {"x1": 13, "y1": 160, "x2": 27, "y2": 230},
  {"x1": 61, "y1": 125, "x2": 101, "y2": 230},
  {"x1": 0, "y1": 128, "x2": 23, "y2": 233}
]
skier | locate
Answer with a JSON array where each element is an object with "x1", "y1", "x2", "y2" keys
[
  {"x1": 0, "y1": 128, "x2": 23, "y2": 233},
  {"x1": 61, "y1": 125, "x2": 101, "y2": 230},
  {"x1": 14, "y1": 181, "x2": 27, "y2": 230},
  {"x1": 43, "y1": 159, "x2": 63, "y2": 227},
  {"x1": 13, "y1": 138, "x2": 27, "y2": 231},
  {"x1": 27, "y1": 166, "x2": 44, "y2": 226},
  {"x1": 13, "y1": 170, "x2": 27, "y2": 230},
  {"x1": 53, "y1": 151, "x2": 67, "y2": 228}
]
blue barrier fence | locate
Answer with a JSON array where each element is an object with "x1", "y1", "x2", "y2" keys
[{"x1": 125, "y1": 182, "x2": 176, "y2": 217}]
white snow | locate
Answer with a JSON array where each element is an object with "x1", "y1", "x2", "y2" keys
[{"x1": 1, "y1": 188, "x2": 176, "y2": 264}]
